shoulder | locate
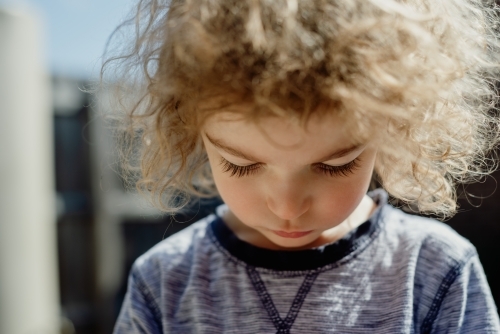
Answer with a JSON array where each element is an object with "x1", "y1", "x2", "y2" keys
[
  {"x1": 129, "y1": 213, "x2": 218, "y2": 290},
  {"x1": 378, "y1": 206, "x2": 500, "y2": 332},
  {"x1": 380, "y1": 205, "x2": 477, "y2": 267},
  {"x1": 377, "y1": 205, "x2": 478, "y2": 309},
  {"x1": 114, "y1": 214, "x2": 220, "y2": 330}
]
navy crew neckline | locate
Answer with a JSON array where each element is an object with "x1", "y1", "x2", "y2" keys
[{"x1": 210, "y1": 189, "x2": 387, "y2": 271}]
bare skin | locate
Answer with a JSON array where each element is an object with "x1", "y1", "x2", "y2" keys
[{"x1": 201, "y1": 111, "x2": 377, "y2": 250}]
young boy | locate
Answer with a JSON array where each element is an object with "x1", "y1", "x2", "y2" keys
[{"x1": 105, "y1": 0, "x2": 500, "y2": 332}]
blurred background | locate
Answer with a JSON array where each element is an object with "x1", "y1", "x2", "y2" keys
[{"x1": 0, "y1": 1, "x2": 498, "y2": 334}]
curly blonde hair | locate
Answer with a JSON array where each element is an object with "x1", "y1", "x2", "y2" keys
[{"x1": 101, "y1": 0, "x2": 500, "y2": 218}]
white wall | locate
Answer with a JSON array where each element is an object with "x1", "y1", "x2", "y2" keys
[{"x1": 0, "y1": 8, "x2": 60, "y2": 334}]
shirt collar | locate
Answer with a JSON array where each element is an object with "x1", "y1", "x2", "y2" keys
[{"x1": 210, "y1": 189, "x2": 388, "y2": 271}]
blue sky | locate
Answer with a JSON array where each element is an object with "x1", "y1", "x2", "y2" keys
[{"x1": 0, "y1": 0, "x2": 135, "y2": 79}]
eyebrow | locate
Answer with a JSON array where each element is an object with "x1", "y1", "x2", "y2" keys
[{"x1": 204, "y1": 132, "x2": 363, "y2": 162}]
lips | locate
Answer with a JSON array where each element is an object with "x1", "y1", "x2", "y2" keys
[{"x1": 271, "y1": 230, "x2": 313, "y2": 238}]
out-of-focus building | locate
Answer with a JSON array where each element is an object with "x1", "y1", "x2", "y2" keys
[{"x1": 54, "y1": 77, "x2": 221, "y2": 333}]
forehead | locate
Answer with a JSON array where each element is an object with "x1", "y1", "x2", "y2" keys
[{"x1": 202, "y1": 112, "x2": 360, "y2": 162}]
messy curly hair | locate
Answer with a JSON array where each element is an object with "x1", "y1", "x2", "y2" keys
[{"x1": 101, "y1": 0, "x2": 500, "y2": 218}]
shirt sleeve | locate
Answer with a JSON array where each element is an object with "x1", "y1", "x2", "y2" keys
[
  {"x1": 428, "y1": 252, "x2": 500, "y2": 334},
  {"x1": 113, "y1": 264, "x2": 163, "y2": 334}
]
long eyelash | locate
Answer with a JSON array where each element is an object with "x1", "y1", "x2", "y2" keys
[
  {"x1": 219, "y1": 157, "x2": 261, "y2": 177},
  {"x1": 316, "y1": 158, "x2": 360, "y2": 177}
]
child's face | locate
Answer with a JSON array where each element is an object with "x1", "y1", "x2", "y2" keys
[{"x1": 201, "y1": 110, "x2": 377, "y2": 250}]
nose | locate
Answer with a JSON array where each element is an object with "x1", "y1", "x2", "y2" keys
[{"x1": 266, "y1": 181, "x2": 310, "y2": 221}]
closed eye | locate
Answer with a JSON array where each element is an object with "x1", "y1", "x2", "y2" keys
[
  {"x1": 219, "y1": 157, "x2": 361, "y2": 178},
  {"x1": 313, "y1": 158, "x2": 360, "y2": 177},
  {"x1": 219, "y1": 157, "x2": 262, "y2": 177}
]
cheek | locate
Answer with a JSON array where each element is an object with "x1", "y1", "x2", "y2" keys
[
  {"x1": 209, "y1": 158, "x2": 263, "y2": 217},
  {"x1": 315, "y1": 154, "x2": 376, "y2": 222},
  {"x1": 314, "y1": 180, "x2": 365, "y2": 223}
]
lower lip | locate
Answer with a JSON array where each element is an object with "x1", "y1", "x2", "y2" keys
[{"x1": 271, "y1": 230, "x2": 313, "y2": 238}]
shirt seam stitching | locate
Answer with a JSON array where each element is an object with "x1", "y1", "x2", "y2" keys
[
  {"x1": 420, "y1": 248, "x2": 477, "y2": 334},
  {"x1": 131, "y1": 266, "x2": 164, "y2": 332}
]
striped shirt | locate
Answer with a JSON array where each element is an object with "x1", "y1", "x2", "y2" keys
[{"x1": 114, "y1": 190, "x2": 500, "y2": 333}]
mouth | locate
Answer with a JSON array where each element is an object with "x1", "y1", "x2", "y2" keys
[{"x1": 270, "y1": 230, "x2": 313, "y2": 238}]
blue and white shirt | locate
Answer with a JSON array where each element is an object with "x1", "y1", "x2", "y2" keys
[{"x1": 114, "y1": 190, "x2": 500, "y2": 333}]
